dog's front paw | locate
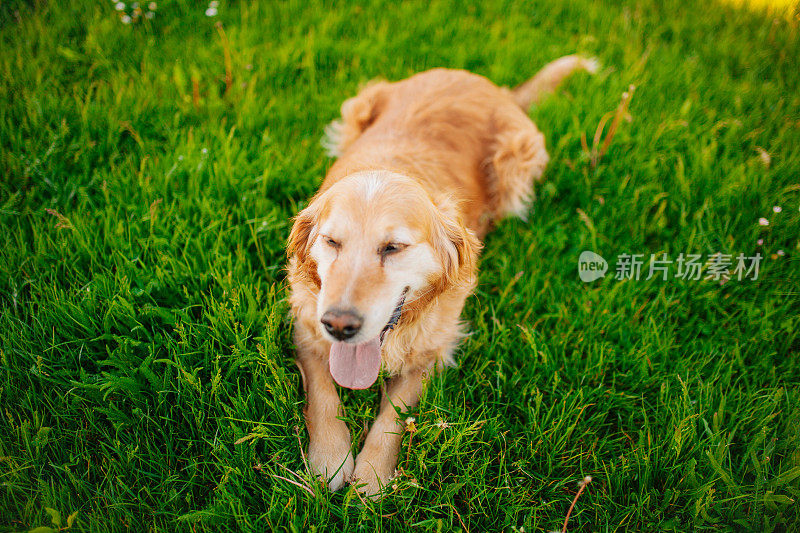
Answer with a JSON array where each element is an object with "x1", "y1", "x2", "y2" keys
[
  {"x1": 352, "y1": 449, "x2": 396, "y2": 499},
  {"x1": 307, "y1": 430, "x2": 354, "y2": 491}
]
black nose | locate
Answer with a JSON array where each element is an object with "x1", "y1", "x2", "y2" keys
[{"x1": 321, "y1": 309, "x2": 363, "y2": 341}]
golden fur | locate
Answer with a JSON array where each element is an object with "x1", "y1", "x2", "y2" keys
[{"x1": 287, "y1": 55, "x2": 596, "y2": 496}]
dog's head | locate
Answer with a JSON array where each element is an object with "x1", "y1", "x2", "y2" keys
[{"x1": 287, "y1": 170, "x2": 479, "y2": 388}]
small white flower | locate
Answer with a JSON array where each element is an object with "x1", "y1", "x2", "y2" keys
[
  {"x1": 205, "y1": 7, "x2": 217, "y2": 16},
  {"x1": 757, "y1": 147, "x2": 771, "y2": 167},
  {"x1": 178, "y1": 155, "x2": 184, "y2": 161},
  {"x1": 777, "y1": 250, "x2": 785, "y2": 256},
  {"x1": 148, "y1": 1, "x2": 157, "y2": 9},
  {"x1": 405, "y1": 416, "x2": 415, "y2": 425},
  {"x1": 121, "y1": 14, "x2": 132, "y2": 23},
  {"x1": 773, "y1": 205, "x2": 782, "y2": 213},
  {"x1": 758, "y1": 217, "x2": 769, "y2": 226},
  {"x1": 201, "y1": 147, "x2": 208, "y2": 154},
  {"x1": 757, "y1": 239, "x2": 763, "y2": 246},
  {"x1": 115, "y1": 2, "x2": 126, "y2": 10},
  {"x1": 145, "y1": 10, "x2": 154, "y2": 19}
]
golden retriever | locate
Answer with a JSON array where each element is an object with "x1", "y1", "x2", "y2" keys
[{"x1": 287, "y1": 55, "x2": 597, "y2": 497}]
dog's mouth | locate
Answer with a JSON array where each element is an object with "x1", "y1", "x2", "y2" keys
[{"x1": 329, "y1": 288, "x2": 408, "y2": 390}]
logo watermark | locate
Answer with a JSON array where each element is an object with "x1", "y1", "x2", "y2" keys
[
  {"x1": 578, "y1": 251, "x2": 608, "y2": 282},
  {"x1": 578, "y1": 251, "x2": 762, "y2": 282}
]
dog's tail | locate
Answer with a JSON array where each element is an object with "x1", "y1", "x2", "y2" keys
[{"x1": 512, "y1": 55, "x2": 599, "y2": 110}]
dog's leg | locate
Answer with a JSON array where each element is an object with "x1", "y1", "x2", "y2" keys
[
  {"x1": 488, "y1": 113, "x2": 550, "y2": 221},
  {"x1": 297, "y1": 347, "x2": 354, "y2": 491},
  {"x1": 352, "y1": 364, "x2": 431, "y2": 497},
  {"x1": 322, "y1": 80, "x2": 391, "y2": 157}
]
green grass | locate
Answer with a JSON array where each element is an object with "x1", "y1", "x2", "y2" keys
[{"x1": 1, "y1": 0, "x2": 799, "y2": 531}]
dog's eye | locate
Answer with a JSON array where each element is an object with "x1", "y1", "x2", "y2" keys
[
  {"x1": 379, "y1": 243, "x2": 405, "y2": 257},
  {"x1": 323, "y1": 236, "x2": 341, "y2": 249}
]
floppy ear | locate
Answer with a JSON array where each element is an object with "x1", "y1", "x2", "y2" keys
[
  {"x1": 287, "y1": 203, "x2": 320, "y2": 263},
  {"x1": 432, "y1": 197, "x2": 482, "y2": 285}
]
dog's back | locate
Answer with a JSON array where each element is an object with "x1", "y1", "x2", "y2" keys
[{"x1": 322, "y1": 57, "x2": 596, "y2": 234}]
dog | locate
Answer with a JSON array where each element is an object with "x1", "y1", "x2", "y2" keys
[{"x1": 287, "y1": 55, "x2": 597, "y2": 497}]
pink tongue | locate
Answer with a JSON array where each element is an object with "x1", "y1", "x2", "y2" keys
[{"x1": 329, "y1": 337, "x2": 381, "y2": 389}]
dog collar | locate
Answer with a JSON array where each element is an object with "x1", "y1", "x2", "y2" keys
[{"x1": 379, "y1": 288, "x2": 408, "y2": 344}]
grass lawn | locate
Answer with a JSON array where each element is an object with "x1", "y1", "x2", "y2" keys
[{"x1": 1, "y1": 0, "x2": 799, "y2": 531}]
